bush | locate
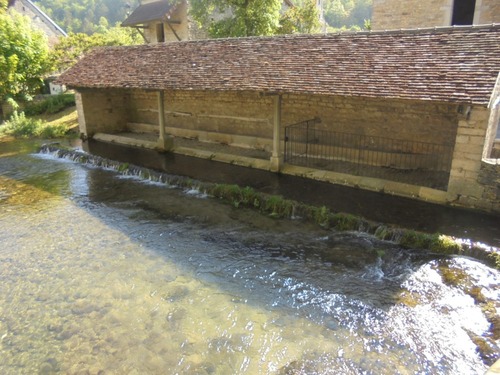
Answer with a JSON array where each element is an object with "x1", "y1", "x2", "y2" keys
[
  {"x1": 38, "y1": 123, "x2": 69, "y2": 138},
  {"x1": 24, "y1": 94, "x2": 76, "y2": 116},
  {"x1": 0, "y1": 111, "x2": 69, "y2": 138},
  {"x1": 0, "y1": 111, "x2": 43, "y2": 137}
]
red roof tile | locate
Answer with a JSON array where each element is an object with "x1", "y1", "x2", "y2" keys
[{"x1": 58, "y1": 25, "x2": 500, "y2": 105}]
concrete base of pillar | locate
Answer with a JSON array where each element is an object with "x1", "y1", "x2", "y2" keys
[
  {"x1": 270, "y1": 156, "x2": 283, "y2": 172},
  {"x1": 157, "y1": 137, "x2": 174, "y2": 151}
]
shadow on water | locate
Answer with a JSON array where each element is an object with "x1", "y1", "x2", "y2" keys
[{"x1": 85, "y1": 139, "x2": 500, "y2": 247}]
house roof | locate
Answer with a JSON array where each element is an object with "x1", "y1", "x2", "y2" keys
[
  {"x1": 58, "y1": 24, "x2": 500, "y2": 106},
  {"x1": 121, "y1": 1, "x2": 174, "y2": 27}
]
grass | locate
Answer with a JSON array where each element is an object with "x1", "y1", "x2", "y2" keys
[
  {"x1": 1, "y1": 94, "x2": 78, "y2": 140},
  {"x1": 24, "y1": 94, "x2": 76, "y2": 116},
  {"x1": 0, "y1": 107, "x2": 78, "y2": 140}
]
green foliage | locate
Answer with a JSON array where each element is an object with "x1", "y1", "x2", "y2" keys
[
  {"x1": 51, "y1": 25, "x2": 142, "y2": 71},
  {"x1": 0, "y1": 10, "x2": 52, "y2": 102},
  {"x1": 38, "y1": 122, "x2": 69, "y2": 138},
  {"x1": 0, "y1": 111, "x2": 69, "y2": 138},
  {"x1": 1, "y1": 111, "x2": 43, "y2": 137},
  {"x1": 263, "y1": 195, "x2": 294, "y2": 218},
  {"x1": 190, "y1": 0, "x2": 318, "y2": 38},
  {"x1": 400, "y1": 231, "x2": 462, "y2": 255},
  {"x1": 278, "y1": 0, "x2": 320, "y2": 34},
  {"x1": 323, "y1": 0, "x2": 372, "y2": 30},
  {"x1": 331, "y1": 212, "x2": 361, "y2": 231},
  {"x1": 312, "y1": 205, "x2": 331, "y2": 227},
  {"x1": 24, "y1": 94, "x2": 75, "y2": 116},
  {"x1": 190, "y1": 0, "x2": 282, "y2": 38},
  {"x1": 0, "y1": 0, "x2": 7, "y2": 12},
  {"x1": 489, "y1": 252, "x2": 500, "y2": 269}
]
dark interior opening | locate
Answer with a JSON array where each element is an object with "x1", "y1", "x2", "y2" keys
[
  {"x1": 156, "y1": 23, "x2": 165, "y2": 43},
  {"x1": 451, "y1": 0, "x2": 476, "y2": 25}
]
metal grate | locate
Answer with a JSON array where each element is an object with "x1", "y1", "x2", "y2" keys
[{"x1": 284, "y1": 120, "x2": 454, "y2": 190}]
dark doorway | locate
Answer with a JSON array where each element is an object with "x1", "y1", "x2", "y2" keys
[
  {"x1": 156, "y1": 23, "x2": 165, "y2": 42},
  {"x1": 452, "y1": 0, "x2": 476, "y2": 25}
]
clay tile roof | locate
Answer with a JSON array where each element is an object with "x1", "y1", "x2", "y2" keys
[
  {"x1": 121, "y1": 1, "x2": 173, "y2": 27},
  {"x1": 58, "y1": 25, "x2": 500, "y2": 106}
]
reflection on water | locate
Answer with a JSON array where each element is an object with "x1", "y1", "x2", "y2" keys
[{"x1": 0, "y1": 141, "x2": 498, "y2": 374}]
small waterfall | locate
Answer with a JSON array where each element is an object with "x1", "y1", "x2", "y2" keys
[{"x1": 39, "y1": 144, "x2": 500, "y2": 269}]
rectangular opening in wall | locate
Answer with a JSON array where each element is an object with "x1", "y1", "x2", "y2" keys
[
  {"x1": 156, "y1": 23, "x2": 165, "y2": 42},
  {"x1": 452, "y1": 0, "x2": 476, "y2": 25}
]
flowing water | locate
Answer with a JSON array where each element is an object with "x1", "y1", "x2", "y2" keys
[{"x1": 0, "y1": 140, "x2": 498, "y2": 374}]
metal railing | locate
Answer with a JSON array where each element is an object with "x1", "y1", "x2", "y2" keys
[{"x1": 284, "y1": 120, "x2": 454, "y2": 190}]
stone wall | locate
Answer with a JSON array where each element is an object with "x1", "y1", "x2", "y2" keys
[
  {"x1": 447, "y1": 106, "x2": 500, "y2": 211},
  {"x1": 372, "y1": 0, "x2": 450, "y2": 30},
  {"x1": 123, "y1": 90, "x2": 460, "y2": 153},
  {"x1": 476, "y1": 0, "x2": 500, "y2": 24},
  {"x1": 477, "y1": 160, "x2": 500, "y2": 212},
  {"x1": 282, "y1": 94, "x2": 458, "y2": 146},
  {"x1": 77, "y1": 90, "x2": 130, "y2": 136},
  {"x1": 372, "y1": 0, "x2": 500, "y2": 30},
  {"x1": 127, "y1": 90, "x2": 276, "y2": 150}
]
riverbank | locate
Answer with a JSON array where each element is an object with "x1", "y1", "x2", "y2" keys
[{"x1": 0, "y1": 103, "x2": 78, "y2": 141}]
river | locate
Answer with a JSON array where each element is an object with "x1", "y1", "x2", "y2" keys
[{"x1": 0, "y1": 139, "x2": 498, "y2": 374}]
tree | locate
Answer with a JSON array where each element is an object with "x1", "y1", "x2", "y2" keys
[
  {"x1": 51, "y1": 24, "x2": 142, "y2": 72},
  {"x1": 323, "y1": 0, "x2": 372, "y2": 31},
  {"x1": 190, "y1": 0, "x2": 282, "y2": 38},
  {"x1": 0, "y1": 10, "x2": 51, "y2": 102},
  {"x1": 278, "y1": 0, "x2": 320, "y2": 34},
  {"x1": 190, "y1": 0, "x2": 319, "y2": 38},
  {"x1": 33, "y1": 0, "x2": 140, "y2": 34}
]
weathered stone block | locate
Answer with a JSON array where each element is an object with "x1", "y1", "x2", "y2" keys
[
  {"x1": 447, "y1": 177, "x2": 485, "y2": 199},
  {"x1": 418, "y1": 187, "x2": 448, "y2": 203},
  {"x1": 450, "y1": 159, "x2": 482, "y2": 173}
]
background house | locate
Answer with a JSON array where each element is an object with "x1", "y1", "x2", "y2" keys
[
  {"x1": 121, "y1": 0, "x2": 198, "y2": 43},
  {"x1": 121, "y1": 0, "x2": 300, "y2": 44},
  {"x1": 372, "y1": 0, "x2": 500, "y2": 30}
]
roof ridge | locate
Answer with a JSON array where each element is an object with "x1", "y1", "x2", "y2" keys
[{"x1": 176, "y1": 23, "x2": 500, "y2": 44}]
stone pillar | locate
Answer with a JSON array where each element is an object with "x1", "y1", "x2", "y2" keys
[
  {"x1": 270, "y1": 94, "x2": 283, "y2": 172},
  {"x1": 447, "y1": 106, "x2": 490, "y2": 208},
  {"x1": 157, "y1": 90, "x2": 173, "y2": 151},
  {"x1": 75, "y1": 92, "x2": 88, "y2": 138}
]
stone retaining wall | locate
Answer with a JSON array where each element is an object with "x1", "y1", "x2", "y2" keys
[{"x1": 123, "y1": 89, "x2": 459, "y2": 148}]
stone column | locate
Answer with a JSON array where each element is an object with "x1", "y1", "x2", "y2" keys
[
  {"x1": 157, "y1": 90, "x2": 173, "y2": 151},
  {"x1": 270, "y1": 94, "x2": 283, "y2": 172},
  {"x1": 447, "y1": 106, "x2": 490, "y2": 209},
  {"x1": 75, "y1": 92, "x2": 88, "y2": 138}
]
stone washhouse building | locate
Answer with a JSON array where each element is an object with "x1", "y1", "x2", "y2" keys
[{"x1": 57, "y1": 25, "x2": 500, "y2": 214}]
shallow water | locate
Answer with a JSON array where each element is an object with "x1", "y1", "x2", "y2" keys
[{"x1": 0, "y1": 140, "x2": 498, "y2": 374}]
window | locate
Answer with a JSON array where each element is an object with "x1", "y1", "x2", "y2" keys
[
  {"x1": 452, "y1": 0, "x2": 476, "y2": 25},
  {"x1": 156, "y1": 23, "x2": 165, "y2": 43}
]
